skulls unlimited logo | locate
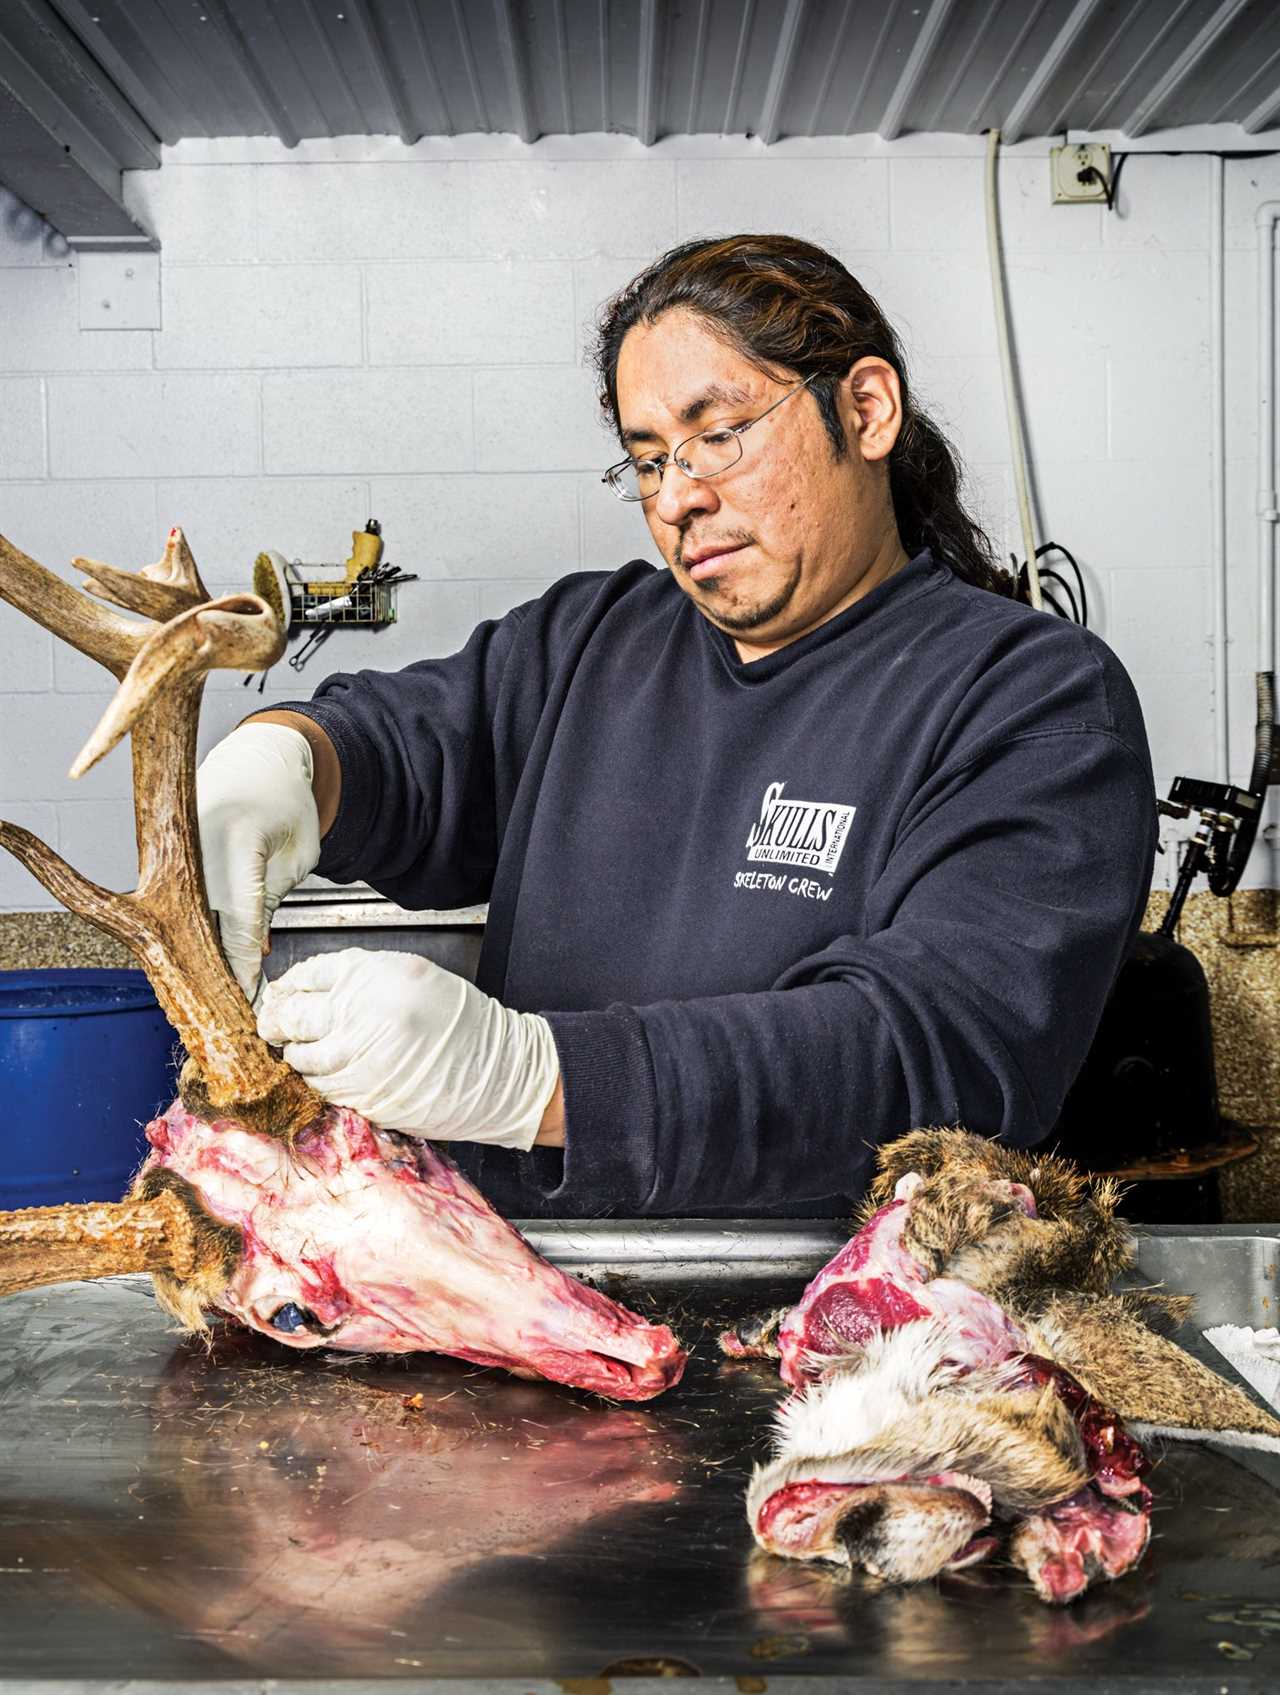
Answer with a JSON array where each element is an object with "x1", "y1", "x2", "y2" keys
[{"x1": 744, "y1": 782, "x2": 856, "y2": 876}]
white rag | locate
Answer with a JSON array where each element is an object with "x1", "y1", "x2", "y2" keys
[{"x1": 1203, "y1": 1324, "x2": 1280, "y2": 1414}]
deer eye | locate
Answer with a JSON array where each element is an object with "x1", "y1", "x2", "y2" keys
[{"x1": 270, "y1": 1302, "x2": 314, "y2": 1333}]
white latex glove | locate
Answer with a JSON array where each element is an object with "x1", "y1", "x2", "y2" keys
[
  {"x1": 196, "y1": 722, "x2": 322, "y2": 1002},
  {"x1": 256, "y1": 947, "x2": 560, "y2": 1152}
]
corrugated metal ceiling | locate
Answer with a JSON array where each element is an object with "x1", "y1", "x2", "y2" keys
[
  {"x1": 2, "y1": 0, "x2": 1280, "y2": 244},
  {"x1": 27, "y1": 0, "x2": 1280, "y2": 148}
]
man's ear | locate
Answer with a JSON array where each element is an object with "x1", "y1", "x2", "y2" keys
[{"x1": 841, "y1": 357, "x2": 903, "y2": 463}]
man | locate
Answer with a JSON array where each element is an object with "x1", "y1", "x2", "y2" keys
[{"x1": 197, "y1": 234, "x2": 1157, "y2": 1220}]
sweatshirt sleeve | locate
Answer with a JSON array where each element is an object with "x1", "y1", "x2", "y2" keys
[
  {"x1": 536, "y1": 722, "x2": 1158, "y2": 1213},
  {"x1": 265, "y1": 606, "x2": 531, "y2": 911}
]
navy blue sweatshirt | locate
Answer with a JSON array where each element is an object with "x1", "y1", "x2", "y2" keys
[{"x1": 276, "y1": 551, "x2": 1157, "y2": 1219}]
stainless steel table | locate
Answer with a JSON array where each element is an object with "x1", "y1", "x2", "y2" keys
[{"x1": 1, "y1": 1222, "x2": 1278, "y2": 1693}]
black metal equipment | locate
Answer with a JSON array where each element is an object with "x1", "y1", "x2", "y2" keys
[
  {"x1": 1157, "y1": 672, "x2": 1276, "y2": 931},
  {"x1": 1052, "y1": 673, "x2": 1278, "y2": 1223},
  {"x1": 1157, "y1": 775, "x2": 1265, "y2": 937}
]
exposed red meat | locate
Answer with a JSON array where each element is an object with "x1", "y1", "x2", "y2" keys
[
  {"x1": 1000, "y1": 1357, "x2": 1152, "y2": 1599},
  {"x1": 1010, "y1": 1488, "x2": 1152, "y2": 1604},
  {"x1": 755, "y1": 1478, "x2": 865, "y2": 1557},
  {"x1": 141, "y1": 1098, "x2": 686, "y2": 1402},
  {"x1": 1016, "y1": 1355, "x2": 1151, "y2": 1502},
  {"x1": 762, "y1": 1175, "x2": 1033, "y2": 1385}
]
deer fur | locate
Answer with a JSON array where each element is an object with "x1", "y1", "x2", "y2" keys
[
  {"x1": 745, "y1": 1127, "x2": 1280, "y2": 1604},
  {"x1": 862, "y1": 1128, "x2": 1280, "y2": 1445},
  {"x1": 747, "y1": 1321, "x2": 1090, "y2": 1518}
]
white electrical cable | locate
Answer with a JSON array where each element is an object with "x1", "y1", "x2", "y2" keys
[
  {"x1": 1210, "y1": 157, "x2": 1228, "y2": 783},
  {"x1": 1255, "y1": 201, "x2": 1280, "y2": 889},
  {"x1": 1257, "y1": 202, "x2": 1280, "y2": 681},
  {"x1": 984, "y1": 128, "x2": 1043, "y2": 610}
]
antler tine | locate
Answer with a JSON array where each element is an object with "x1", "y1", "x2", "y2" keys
[
  {"x1": 71, "y1": 595, "x2": 284, "y2": 780},
  {"x1": 0, "y1": 531, "x2": 148, "y2": 680},
  {"x1": 74, "y1": 525, "x2": 212, "y2": 623},
  {"x1": 0, "y1": 1190, "x2": 199, "y2": 1299}
]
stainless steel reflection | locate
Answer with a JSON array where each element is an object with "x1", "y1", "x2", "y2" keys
[
  {"x1": 1132, "y1": 1225, "x2": 1280, "y2": 1330},
  {"x1": 520, "y1": 1218, "x2": 851, "y2": 1282},
  {"x1": 0, "y1": 1224, "x2": 1278, "y2": 1690}
]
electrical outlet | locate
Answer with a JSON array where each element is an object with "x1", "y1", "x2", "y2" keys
[{"x1": 1050, "y1": 143, "x2": 1111, "y2": 205}]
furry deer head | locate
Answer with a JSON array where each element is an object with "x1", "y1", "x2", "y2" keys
[{"x1": 736, "y1": 1129, "x2": 1280, "y2": 1603}]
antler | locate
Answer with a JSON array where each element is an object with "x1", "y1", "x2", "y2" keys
[
  {"x1": 74, "y1": 524, "x2": 210, "y2": 623},
  {"x1": 0, "y1": 1190, "x2": 199, "y2": 1298},
  {"x1": 0, "y1": 529, "x2": 147, "y2": 679},
  {"x1": 0, "y1": 528, "x2": 322, "y2": 1139}
]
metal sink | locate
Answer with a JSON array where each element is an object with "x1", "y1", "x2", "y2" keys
[
  {"x1": 518, "y1": 1220, "x2": 1280, "y2": 1334},
  {"x1": 1131, "y1": 1224, "x2": 1280, "y2": 1330}
]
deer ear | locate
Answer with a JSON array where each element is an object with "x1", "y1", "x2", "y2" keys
[
  {"x1": 1034, "y1": 1292, "x2": 1280, "y2": 1445},
  {"x1": 868, "y1": 1127, "x2": 964, "y2": 1201}
]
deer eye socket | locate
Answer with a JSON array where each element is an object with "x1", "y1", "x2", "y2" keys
[{"x1": 270, "y1": 1302, "x2": 315, "y2": 1333}]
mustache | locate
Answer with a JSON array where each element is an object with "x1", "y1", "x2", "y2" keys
[{"x1": 676, "y1": 530, "x2": 755, "y2": 570}]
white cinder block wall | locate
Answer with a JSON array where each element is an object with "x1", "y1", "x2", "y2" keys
[{"x1": 0, "y1": 138, "x2": 1275, "y2": 910}]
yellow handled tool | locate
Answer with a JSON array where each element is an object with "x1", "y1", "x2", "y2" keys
[{"x1": 306, "y1": 519, "x2": 384, "y2": 596}]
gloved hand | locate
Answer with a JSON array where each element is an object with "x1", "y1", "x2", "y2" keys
[
  {"x1": 196, "y1": 722, "x2": 322, "y2": 1002},
  {"x1": 256, "y1": 947, "x2": 561, "y2": 1151}
]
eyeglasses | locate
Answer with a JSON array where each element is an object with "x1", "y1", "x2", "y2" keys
[{"x1": 602, "y1": 373, "x2": 816, "y2": 504}]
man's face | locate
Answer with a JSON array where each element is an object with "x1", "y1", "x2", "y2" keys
[{"x1": 614, "y1": 308, "x2": 907, "y2": 659}]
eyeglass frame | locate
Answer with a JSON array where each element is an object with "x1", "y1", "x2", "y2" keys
[{"x1": 601, "y1": 372, "x2": 817, "y2": 504}]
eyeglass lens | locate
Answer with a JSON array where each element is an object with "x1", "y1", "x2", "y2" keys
[{"x1": 617, "y1": 428, "x2": 743, "y2": 501}]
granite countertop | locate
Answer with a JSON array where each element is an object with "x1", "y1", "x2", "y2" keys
[{"x1": 0, "y1": 912, "x2": 133, "y2": 972}]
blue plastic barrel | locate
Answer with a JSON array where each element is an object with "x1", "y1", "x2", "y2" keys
[{"x1": 0, "y1": 969, "x2": 179, "y2": 1209}]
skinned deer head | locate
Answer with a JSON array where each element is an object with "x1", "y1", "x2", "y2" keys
[{"x1": 0, "y1": 528, "x2": 321, "y2": 1302}]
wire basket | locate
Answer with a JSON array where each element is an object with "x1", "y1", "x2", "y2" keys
[{"x1": 285, "y1": 560, "x2": 398, "y2": 628}]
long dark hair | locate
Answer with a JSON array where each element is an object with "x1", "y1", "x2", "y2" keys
[{"x1": 592, "y1": 234, "x2": 1012, "y2": 597}]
